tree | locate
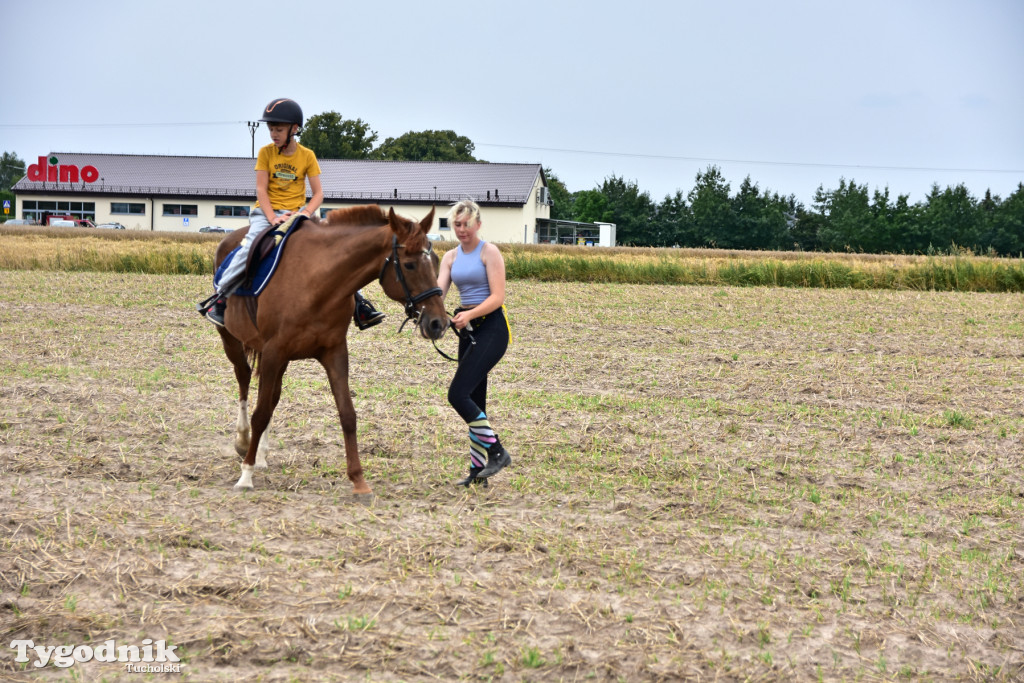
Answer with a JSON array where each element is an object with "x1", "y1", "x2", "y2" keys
[
  {"x1": 687, "y1": 166, "x2": 734, "y2": 248},
  {"x1": 814, "y1": 178, "x2": 871, "y2": 251},
  {"x1": 655, "y1": 190, "x2": 693, "y2": 247},
  {"x1": 986, "y1": 183, "x2": 1024, "y2": 256},
  {"x1": 729, "y1": 177, "x2": 790, "y2": 250},
  {"x1": 790, "y1": 205, "x2": 824, "y2": 251},
  {"x1": 543, "y1": 167, "x2": 573, "y2": 220},
  {"x1": 919, "y1": 183, "x2": 980, "y2": 253},
  {"x1": 597, "y1": 176, "x2": 656, "y2": 246},
  {"x1": 374, "y1": 130, "x2": 476, "y2": 162},
  {"x1": 299, "y1": 112, "x2": 378, "y2": 159},
  {"x1": 1, "y1": 152, "x2": 26, "y2": 192},
  {"x1": 572, "y1": 189, "x2": 612, "y2": 224}
]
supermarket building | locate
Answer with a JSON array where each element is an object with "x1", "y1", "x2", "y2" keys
[{"x1": 11, "y1": 152, "x2": 590, "y2": 244}]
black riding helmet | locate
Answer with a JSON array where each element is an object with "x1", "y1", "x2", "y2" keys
[{"x1": 260, "y1": 98, "x2": 303, "y2": 150}]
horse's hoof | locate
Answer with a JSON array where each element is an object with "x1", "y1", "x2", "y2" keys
[
  {"x1": 233, "y1": 484, "x2": 253, "y2": 492},
  {"x1": 353, "y1": 492, "x2": 375, "y2": 505}
]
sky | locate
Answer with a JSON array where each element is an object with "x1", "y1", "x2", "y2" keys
[{"x1": 2, "y1": 0, "x2": 1022, "y2": 208}]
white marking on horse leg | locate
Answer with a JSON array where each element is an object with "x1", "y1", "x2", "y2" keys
[
  {"x1": 234, "y1": 464, "x2": 255, "y2": 490},
  {"x1": 234, "y1": 400, "x2": 251, "y2": 456},
  {"x1": 255, "y1": 419, "x2": 270, "y2": 469},
  {"x1": 237, "y1": 399, "x2": 250, "y2": 432}
]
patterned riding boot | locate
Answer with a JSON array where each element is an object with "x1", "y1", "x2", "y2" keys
[{"x1": 469, "y1": 412, "x2": 512, "y2": 479}]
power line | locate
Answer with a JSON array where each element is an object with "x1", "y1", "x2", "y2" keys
[
  {"x1": 0, "y1": 121, "x2": 244, "y2": 129},
  {"x1": 2, "y1": 120, "x2": 1019, "y2": 175},
  {"x1": 477, "y1": 141, "x2": 1024, "y2": 175}
]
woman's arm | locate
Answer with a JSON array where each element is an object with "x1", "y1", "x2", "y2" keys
[{"x1": 437, "y1": 249, "x2": 455, "y2": 298}]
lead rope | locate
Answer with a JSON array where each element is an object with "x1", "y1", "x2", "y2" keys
[
  {"x1": 433, "y1": 316, "x2": 475, "y2": 363},
  {"x1": 397, "y1": 310, "x2": 474, "y2": 363}
]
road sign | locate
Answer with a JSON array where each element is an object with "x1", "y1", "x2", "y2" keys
[
  {"x1": 184, "y1": 217, "x2": 190, "y2": 226},
  {"x1": 2, "y1": 200, "x2": 10, "y2": 209}
]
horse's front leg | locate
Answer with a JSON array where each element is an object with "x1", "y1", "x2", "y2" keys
[
  {"x1": 236, "y1": 353, "x2": 288, "y2": 491},
  {"x1": 320, "y1": 346, "x2": 371, "y2": 496}
]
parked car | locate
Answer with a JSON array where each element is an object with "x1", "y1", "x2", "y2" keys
[
  {"x1": 96, "y1": 222, "x2": 126, "y2": 230},
  {"x1": 47, "y1": 215, "x2": 94, "y2": 227},
  {"x1": 50, "y1": 220, "x2": 77, "y2": 228},
  {"x1": 199, "y1": 226, "x2": 230, "y2": 233},
  {"x1": 3, "y1": 219, "x2": 37, "y2": 226}
]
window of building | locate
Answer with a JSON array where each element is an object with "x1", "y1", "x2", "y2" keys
[
  {"x1": 215, "y1": 205, "x2": 250, "y2": 217},
  {"x1": 439, "y1": 217, "x2": 450, "y2": 230},
  {"x1": 22, "y1": 200, "x2": 95, "y2": 223},
  {"x1": 162, "y1": 204, "x2": 198, "y2": 216},
  {"x1": 111, "y1": 202, "x2": 146, "y2": 215}
]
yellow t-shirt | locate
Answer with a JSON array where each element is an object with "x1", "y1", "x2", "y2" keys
[{"x1": 254, "y1": 143, "x2": 322, "y2": 212}]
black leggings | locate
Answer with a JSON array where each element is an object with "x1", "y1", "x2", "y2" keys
[{"x1": 448, "y1": 307, "x2": 509, "y2": 423}]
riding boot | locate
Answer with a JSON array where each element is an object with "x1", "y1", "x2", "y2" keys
[
  {"x1": 205, "y1": 297, "x2": 227, "y2": 327},
  {"x1": 478, "y1": 443, "x2": 512, "y2": 479},
  {"x1": 455, "y1": 466, "x2": 488, "y2": 488},
  {"x1": 354, "y1": 292, "x2": 385, "y2": 330}
]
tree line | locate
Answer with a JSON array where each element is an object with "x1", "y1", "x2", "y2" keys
[
  {"x1": 3, "y1": 113, "x2": 1022, "y2": 255},
  {"x1": 546, "y1": 167, "x2": 1024, "y2": 255}
]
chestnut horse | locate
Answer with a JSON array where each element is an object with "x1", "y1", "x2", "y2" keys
[{"x1": 211, "y1": 205, "x2": 448, "y2": 494}]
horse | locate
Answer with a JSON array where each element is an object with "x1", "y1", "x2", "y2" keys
[{"x1": 210, "y1": 205, "x2": 448, "y2": 495}]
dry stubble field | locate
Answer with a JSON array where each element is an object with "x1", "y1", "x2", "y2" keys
[{"x1": 1, "y1": 269, "x2": 1023, "y2": 681}]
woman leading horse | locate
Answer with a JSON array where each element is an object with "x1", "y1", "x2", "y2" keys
[{"x1": 209, "y1": 205, "x2": 448, "y2": 494}]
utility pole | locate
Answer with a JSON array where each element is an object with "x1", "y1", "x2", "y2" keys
[{"x1": 247, "y1": 121, "x2": 260, "y2": 158}]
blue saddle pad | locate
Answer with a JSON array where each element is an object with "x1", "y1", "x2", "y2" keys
[{"x1": 213, "y1": 227, "x2": 295, "y2": 297}]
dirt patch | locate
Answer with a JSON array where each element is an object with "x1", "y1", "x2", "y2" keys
[{"x1": 1, "y1": 271, "x2": 1022, "y2": 680}]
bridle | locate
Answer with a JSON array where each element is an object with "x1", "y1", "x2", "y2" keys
[
  {"x1": 379, "y1": 235, "x2": 443, "y2": 322},
  {"x1": 378, "y1": 235, "x2": 474, "y2": 362}
]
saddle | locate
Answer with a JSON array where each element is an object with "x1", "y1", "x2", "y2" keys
[
  {"x1": 244, "y1": 213, "x2": 309, "y2": 283},
  {"x1": 212, "y1": 213, "x2": 311, "y2": 298}
]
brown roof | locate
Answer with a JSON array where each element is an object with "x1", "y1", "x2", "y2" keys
[{"x1": 13, "y1": 152, "x2": 544, "y2": 205}]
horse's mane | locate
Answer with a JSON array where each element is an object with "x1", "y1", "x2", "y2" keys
[{"x1": 323, "y1": 205, "x2": 389, "y2": 228}]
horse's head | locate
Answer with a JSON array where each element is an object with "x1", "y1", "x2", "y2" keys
[{"x1": 378, "y1": 207, "x2": 449, "y2": 340}]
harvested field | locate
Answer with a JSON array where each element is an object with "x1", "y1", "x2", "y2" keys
[{"x1": 1, "y1": 270, "x2": 1023, "y2": 681}]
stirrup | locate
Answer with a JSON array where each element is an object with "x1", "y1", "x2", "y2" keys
[
  {"x1": 355, "y1": 309, "x2": 385, "y2": 330},
  {"x1": 196, "y1": 292, "x2": 219, "y2": 316}
]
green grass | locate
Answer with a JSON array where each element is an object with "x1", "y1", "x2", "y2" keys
[{"x1": 5, "y1": 226, "x2": 1024, "y2": 291}]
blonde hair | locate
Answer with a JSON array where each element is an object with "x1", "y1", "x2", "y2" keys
[{"x1": 447, "y1": 199, "x2": 481, "y2": 226}]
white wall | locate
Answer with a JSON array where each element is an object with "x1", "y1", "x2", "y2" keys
[{"x1": 18, "y1": 178, "x2": 552, "y2": 241}]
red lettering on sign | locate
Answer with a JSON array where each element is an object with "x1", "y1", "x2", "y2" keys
[
  {"x1": 27, "y1": 156, "x2": 48, "y2": 182},
  {"x1": 27, "y1": 155, "x2": 100, "y2": 184}
]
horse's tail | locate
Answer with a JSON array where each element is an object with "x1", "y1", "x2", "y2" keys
[{"x1": 246, "y1": 347, "x2": 262, "y2": 379}]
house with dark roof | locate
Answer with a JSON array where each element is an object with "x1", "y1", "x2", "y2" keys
[{"x1": 11, "y1": 153, "x2": 554, "y2": 242}]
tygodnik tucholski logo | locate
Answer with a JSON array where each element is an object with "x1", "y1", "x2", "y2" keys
[{"x1": 9, "y1": 638, "x2": 182, "y2": 672}]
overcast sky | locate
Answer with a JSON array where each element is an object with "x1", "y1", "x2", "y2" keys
[{"x1": 3, "y1": 0, "x2": 1022, "y2": 207}]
